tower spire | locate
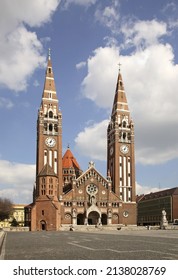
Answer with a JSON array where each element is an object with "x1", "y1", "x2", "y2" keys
[
  {"x1": 40, "y1": 49, "x2": 58, "y2": 103},
  {"x1": 36, "y1": 49, "x2": 63, "y2": 195},
  {"x1": 112, "y1": 69, "x2": 129, "y2": 117},
  {"x1": 107, "y1": 69, "x2": 136, "y2": 202}
]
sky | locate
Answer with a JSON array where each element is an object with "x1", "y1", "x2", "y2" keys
[{"x1": 0, "y1": 0, "x2": 178, "y2": 204}]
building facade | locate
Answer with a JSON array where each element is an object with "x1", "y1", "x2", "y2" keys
[
  {"x1": 25, "y1": 51, "x2": 137, "y2": 231},
  {"x1": 0, "y1": 204, "x2": 26, "y2": 228},
  {"x1": 137, "y1": 187, "x2": 178, "y2": 226}
]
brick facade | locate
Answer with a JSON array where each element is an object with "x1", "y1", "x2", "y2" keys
[{"x1": 25, "y1": 51, "x2": 137, "y2": 230}]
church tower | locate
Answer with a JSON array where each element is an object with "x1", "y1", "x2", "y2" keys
[
  {"x1": 36, "y1": 49, "x2": 62, "y2": 197},
  {"x1": 107, "y1": 70, "x2": 136, "y2": 203},
  {"x1": 30, "y1": 50, "x2": 62, "y2": 231}
]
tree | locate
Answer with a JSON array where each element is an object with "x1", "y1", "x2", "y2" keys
[
  {"x1": 0, "y1": 198, "x2": 13, "y2": 221},
  {"x1": 11, "y1": 218, "x2": 19, "y2": 227}
]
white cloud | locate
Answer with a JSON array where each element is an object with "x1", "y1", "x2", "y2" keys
[
  {"x1": 0, "y1": 26, "x2": 45, "y2": 91},
  {"x1": 75, "y1": 120, "x2": 108, "y2": 161},
  {"x1": 0, "y1": 0, "x2": 60, "y2": 92},
  {"x1": 136, "y1": 182, "x2": 164, "y2": 196},
  {"x1": 95, "y1": 0, "x2": 120, "y2": 31},
  {"x1": 0, "y1": 160, "x2": 35, "y2": 204},
  {"x1": 62, "y1": 0, "x2": 97, "y2": 9},
  {"x1": 33, "y1": 80, "x2": 40, "y2": 87},
  {"x1": 0, "y1": 0, "x2": 60, "y2": 32},
  {"x1": 121, "y1": 19, "x2": 167, "y2": 49},
  {"x1": 82, "y1": 46, "x2": 119, "y2": 109},
  {"x1": 78, "y1": 19, "x2": 178, "y2": 165},
  {"x1": 0, "y1": 97, "x2": 14, "y2": 109},
  {"x1": 76, "y1": 61, "x2": 87, "y2": 70}
]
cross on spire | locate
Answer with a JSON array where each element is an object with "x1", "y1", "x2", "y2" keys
[
  {"x1": 118, "y1": 62, "x2": 122, "y2": 73},
  {"x1": 48, "y1": 48, "x2": 51, "y2": 60}
]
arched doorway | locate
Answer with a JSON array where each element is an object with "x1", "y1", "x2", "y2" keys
[
  {"x1": 88, "y1": 211, "x2": 99, "y2": 225},
  {"x1": 77, "y1": 213, "x2": 84, "y2": 225},
  {"x1": 112, "y1": 213, "x2": 119, "y2": 224},
  {"x1": 64, "y1": 213, "x2": 72, "y2": 224},
  {"x1": 40, "y1": 220, "x2": 46, "y2": 230},
  {"x1": 101, "y1": 213, "x2": 107, "y2": 225}
]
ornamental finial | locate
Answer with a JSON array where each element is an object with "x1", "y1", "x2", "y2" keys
[
  {"x1": 48, "y1": 48, "x2": 51, "y2": 60},
  {"x1": 118, "y1": 62, "x2": 122, "y2": 73}
]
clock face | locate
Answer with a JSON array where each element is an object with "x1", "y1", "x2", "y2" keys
[
  {"x1": 123, "y1": 211, "x2": 129, "y2": 218},
  {"x1": 120, "y1": 144, "x2": 129, "y2": 154},
  {"x1": 45, "y1": 137, "x2": 56, "y2": 147}
]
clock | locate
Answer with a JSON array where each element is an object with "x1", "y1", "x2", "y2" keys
[
  {"x1": 45, "y1": 137, "x2": 56, "y2": 147},
  {"x1": 110, "y1": 146, "x2": 114, "y2": 155},
  {"x1": 123, "y1": 211, "x2": 129, "y2": 218},
  {"x1": 120, "y1": 144, "x2": 129, "y2": 154}
]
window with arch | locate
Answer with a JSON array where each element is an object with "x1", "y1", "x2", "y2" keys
[
  {"x1": 122, "y1": 121, "x2": 127, "y2": 128},
  {"x1": 123, "y1": 132, "x2": 126, "y2": 140},
  {"x1": 48, "y1": 111, "x2": 53, "y2": 118},
  {"x1": 44, "y1": 123, "x2": 47, "y2": 131},
  {"x1": 54, "y1": 124, "x2": 58, "y2": 132},
  {"x1": 49, "y1": 123, "x2": 53, "y2": 131}
]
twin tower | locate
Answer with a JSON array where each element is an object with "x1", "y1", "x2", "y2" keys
[{"x1": 26, "y1": 52, "x2": 137, "y2": 230}]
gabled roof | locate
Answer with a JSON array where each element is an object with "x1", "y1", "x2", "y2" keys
[
  {"x1": 76, "y1": 162, "x2": 109, "y2": 186},
  {"x1": 62, "y1": 147, "x2": 80, "y2": 170},
  {"x1": 38, "y1": 163, "x2": 57, "y2": 177}
]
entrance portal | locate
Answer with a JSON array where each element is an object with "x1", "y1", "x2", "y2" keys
[
  {"x1": 77, "y1": 213, "x2": 84, "y2": 225},
  {"x1": 101, "y1": 213, "x2": 107, "y2": 225},
  {"x1": 88, "y1": 211, "x2": 100, "y2": 225},
  {"x1": 40, "y1": 220, "x2": 46, "y2": 230}
]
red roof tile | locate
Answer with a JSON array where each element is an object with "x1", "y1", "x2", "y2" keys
[{"x1": 62, "y1": 148, "x2": 80, "y2": 170}]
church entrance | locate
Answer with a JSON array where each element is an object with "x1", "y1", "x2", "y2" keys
[
  {"x1": 101, "y1": 213, "x2": 107, "y2": 225},
  {"x1": 88, "y1": 211, "x2": 99, "y2": 225},
  {"x1": 77, "y1": 213, "x2": 84, "y2": 225},
  {"x1": 40, "y1": 220, "x2": 46, "y2": 230}
]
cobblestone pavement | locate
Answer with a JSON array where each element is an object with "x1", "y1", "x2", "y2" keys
[{"x1": 2, "y1": 229, "x2": 178, "y2": 260}]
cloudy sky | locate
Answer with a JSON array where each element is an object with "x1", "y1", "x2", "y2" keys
[{"x1": 0, "y1": 0, "x2": 178, "y2": 204}]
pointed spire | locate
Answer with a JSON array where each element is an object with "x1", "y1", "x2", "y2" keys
[
  {"x1": 41, "y1": 49, "x2": 58, "y2": 102},
  {"x1": 112, "y1": 68, "x2": 129, "y2": 116}
]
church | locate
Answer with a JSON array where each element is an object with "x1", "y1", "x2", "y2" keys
[{"x1": 25, "y1": 51, "x2": 137, "y2": 230}]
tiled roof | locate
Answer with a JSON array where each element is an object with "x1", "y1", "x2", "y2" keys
[{"x1": 62, "y1": 148, "x2": 80, "y2": 170}]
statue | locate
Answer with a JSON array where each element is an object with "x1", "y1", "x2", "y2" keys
[
  {"x1": 160, "y1": 209, "x2": 168, "y2": 229},
  {"x1": 90, "y1": 195, "x2": 96, "y2": 205},
  {"x1": 72, "y1": 208, "x2": 76, "y2": 218}
]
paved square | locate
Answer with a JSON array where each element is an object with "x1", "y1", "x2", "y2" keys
[{"x1": 2, "y1": 229, "x2": 178, "y2": 260}]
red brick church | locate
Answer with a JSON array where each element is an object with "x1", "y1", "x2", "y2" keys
[{"x1": 25, "y1": 51, "x2": 137, "y2": 230}]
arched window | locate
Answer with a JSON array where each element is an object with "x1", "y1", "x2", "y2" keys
[
  {"x1": 122, "y1": 121, "x2": 126, "y2": 128},
  {"x1": 48, "y1": 111, "x2": 53, "y2": 118},
  {"x1": 44, "y1": 123, "x2": 47, "y2": 131},
  {"x1": 123, "y1": 132, "x2": 126, "y2": 140},
  {"x1": 54, "y1": 124, "x2": 58, "y2": 132},
  {"x1": 49, "y1": 123, "x2": 53, "y2": 131}
]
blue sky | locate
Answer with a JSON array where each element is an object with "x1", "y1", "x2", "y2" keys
[{"x1": 0, "y1": 0, "x2": 178, "y2": 204}]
